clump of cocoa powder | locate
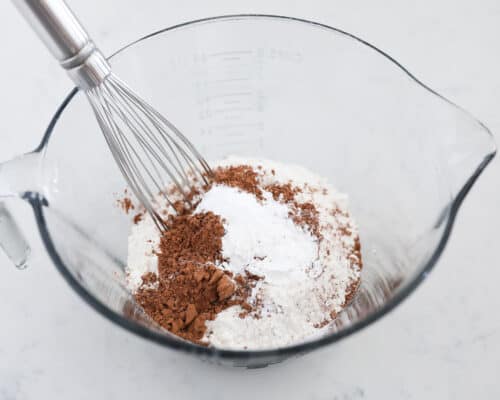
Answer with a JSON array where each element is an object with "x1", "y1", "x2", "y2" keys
[
  {"x1": 133, "y1": 213, "x2": 143, "y2": 224},
  {"x1": 135, "y1": 211, "x2": 260, "y2": 344},
  {"x1": 118, "y1": 197, "x2": 134, "y2": 214},
  {"x1": 212, "y1": 165, "x2": 264, "y2": 200}
]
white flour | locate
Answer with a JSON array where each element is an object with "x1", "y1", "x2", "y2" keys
[
  {"x1": 126, "y1": 157, "x2": 362, "y2": 350},
  {"x1": 126, "y1": 212, "x2": 159, "y2": 292}
]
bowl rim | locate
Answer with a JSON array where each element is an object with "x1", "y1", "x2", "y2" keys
[{"x1": 31, "y1": 14, "x2": 496, "y2": 360}]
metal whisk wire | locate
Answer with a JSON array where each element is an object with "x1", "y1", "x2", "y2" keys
[
  {"x1": 14, "y1": 0, "x2": 212, "y2": 232},
  {"x1": 87, "y1": 75, "x2": 212, "y2": 231}
]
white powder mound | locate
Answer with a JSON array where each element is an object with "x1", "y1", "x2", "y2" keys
[
  {"x1": 195, "y1": 185, "x2": 319, "y2": 283},
  {"x1": 126, "y1": 157, "x2": 362, "y2": 350}
]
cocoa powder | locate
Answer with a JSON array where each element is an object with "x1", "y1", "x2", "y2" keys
[
  {"x1": 133, "y1": 213, "x2": 143, "y2": 224},
  {"x1": 135, "y1": 210, "x2": 261, "y2": 344},
  {"x1": 118, "y1": 197, "x2": 134, "y2": 214},
  {"x1": 212, "y1": 165, "x2": 264, "y2": 199}
]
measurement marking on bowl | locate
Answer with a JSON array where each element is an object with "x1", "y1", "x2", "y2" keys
[
  {"x1": 207, "y1": 50, "x2": 254, "y2": 58},
  {"x1": 201, "y1": 92, "x2": 253, "y2": 102},
  {"x1": 192, "y1": 48, "x2": 269, "y2": 156},
  {"x1": 209, "y1": 78, "x2": 253, "y2": 84},
  {"x1": 222, "y1": 99, "x2": 244, "y2": 105},
  {"x1": 213, "y1": 122, "x2": 264, "y2": 130}
]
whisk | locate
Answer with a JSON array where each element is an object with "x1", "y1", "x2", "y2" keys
[{"x1": 14, "y1": 0, "x2": 212, "y2": 231}]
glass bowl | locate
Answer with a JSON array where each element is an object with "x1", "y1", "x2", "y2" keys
[{"x1": 0, "y1": 15, "x2": 496, "y2": 368}]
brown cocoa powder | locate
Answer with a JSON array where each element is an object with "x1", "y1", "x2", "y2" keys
[
  {"x1": 212, "y1": 165, "x2": 264, "y2": 199},
  {"x1": 133, "y1": 213, "x2": 143, "y2": 224},
  {"x1": 135, "y1": 211, "x2": 263, "y2": 344},
  {"x1": 118, "y1": 197, "x2": 134, "y2": 214}
]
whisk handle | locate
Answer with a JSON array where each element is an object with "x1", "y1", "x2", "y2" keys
[{"x1": 13, "y1": 0, "x2": 111, "y2": 89}]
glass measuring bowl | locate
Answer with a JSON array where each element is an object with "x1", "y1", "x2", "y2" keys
[{"x1": 0, "y1": 15, "x2": 495, "y2": 368}]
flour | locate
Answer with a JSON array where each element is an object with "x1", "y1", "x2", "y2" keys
[
  {"x1": 126, "y1": 157, "x2": 362, "y2": 350},
  {"x1": 126, "y1": 213, "x2": 159, "y2": 292}
]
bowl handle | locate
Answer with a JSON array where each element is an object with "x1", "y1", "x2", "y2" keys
[
  {"x1": 0, "y1": 203, "x2": 30, "y2": 269},
  {"x1": 0, "y1": 151, "x2": 42, "y2": 269}
]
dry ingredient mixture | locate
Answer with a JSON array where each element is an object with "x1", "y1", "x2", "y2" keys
[{"x1": 126, "y1": 157, "x2": 362, "y2": 350}]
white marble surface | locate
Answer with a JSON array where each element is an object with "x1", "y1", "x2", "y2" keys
[{"x1": 1, "y1": 1, "x2": 499, "y2": 398}]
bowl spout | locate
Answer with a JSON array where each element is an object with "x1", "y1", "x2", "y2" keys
[{"x1": 441, "y1": 107, "x2": 496, "y2": 199}]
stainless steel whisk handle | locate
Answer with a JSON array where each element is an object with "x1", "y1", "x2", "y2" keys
[{"x1": 13, "y1": 0, "x2": 111, "y2": 90}]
